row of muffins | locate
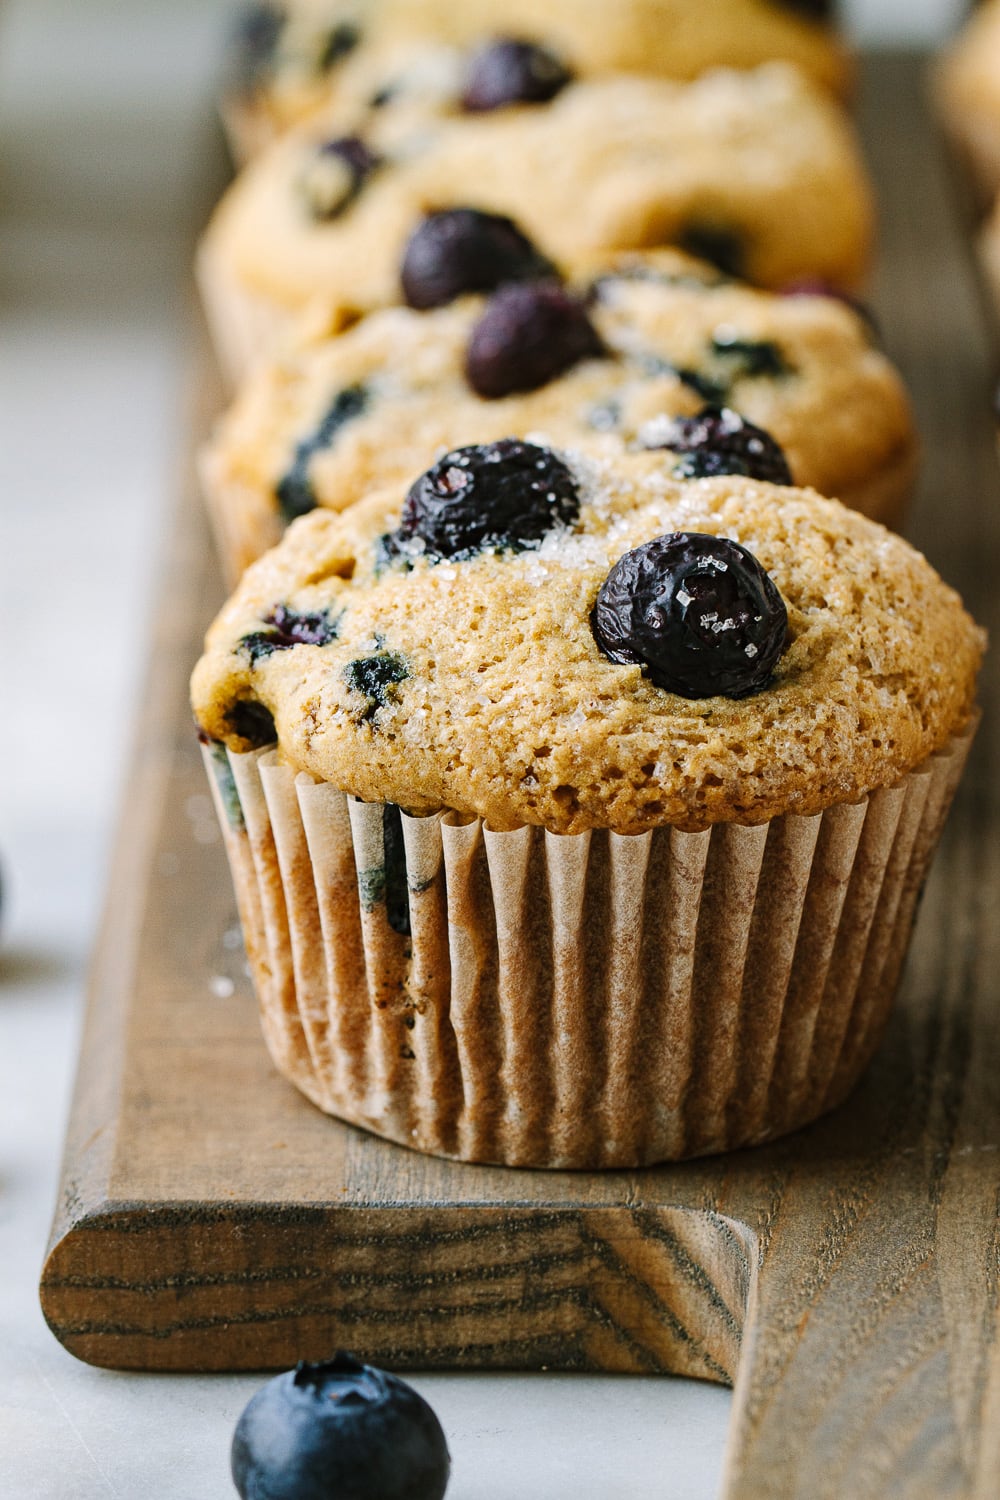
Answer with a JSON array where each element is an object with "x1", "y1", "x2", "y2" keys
[
  {"x1": 191, "y1": 0, "x2": 984, "y2": 1168},
  {"x1": 938, "y1": 1, "x2": 1000, "y2": 314}
]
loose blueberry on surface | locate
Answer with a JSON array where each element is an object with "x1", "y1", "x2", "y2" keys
[
  {"x1": 591, "y1": 533, "x2": 789, "y2": 699},
  {"x1": 301, "y1": 136, "x2": 381, "y2": 220},
  {"x1": 400, "y1": 209, "x2": 555, "y2": 311},
  {"x1": 461, "y1": 38, "x2": 573, "y2": 113},
  {"x1": 241, "y1": 605, "x2": 342, "y2": 665},
  {"x1": 396, "y1": 439, "x2": 580, "y2": 558},
  {"x1": 227, "y1": 699, "x2": 277, "y2": 748},
  {"x1": 231, "y1": 1352, "x2": 450, "y2": 1500},
  {"x1": 643, "y1": 406, "x2": 794, "y2": 485},
  {"x1": 677, "y1": 224, "x2": 746, "y2": 280},
  {"x1": 465, "y1": 281, "x2": 603, "y2": 399},
  {"x1": 344, "y1": 651, "x2": 409, "y2": 722},
  {"x1": 317, "y1": 21, "x2": 361, "y2": 72},
  {"x1": 276, "y1": 385, "x2": 369, "y2": 521}
]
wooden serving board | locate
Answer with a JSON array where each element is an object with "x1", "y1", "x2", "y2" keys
[{"x1": 41, "y1": 56, "x2": 1000, "y2": 1498}]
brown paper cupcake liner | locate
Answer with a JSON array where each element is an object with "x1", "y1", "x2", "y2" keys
[
  {"x1": 202, "y1": 724, "x2": 975, "y2": 1168},
  {"x1": 196, "y1": 239, "x2": 293, "y2": 389}
]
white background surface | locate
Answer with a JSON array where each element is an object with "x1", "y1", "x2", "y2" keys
[{"x1": 0, "y1": 1, "x2": 974, "y2": 1496}]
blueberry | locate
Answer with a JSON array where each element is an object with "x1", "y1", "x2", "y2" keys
[
  {"x1": 241, "y1": 605, "x2": 342, "y2": 665},
  {"x1": 677, "y1": 224, "x2": 746, "y2": 280},
  {"x1": 396, "y1": 439, "x2": 579, "y2": 558},
  {"x1": 344, "y1": 651, "x2": 409, "y2": 721},
  {"x1": 301, "y1": 136, "x2": 381, "y2": 221},
  {"x1": 592, "y1": 533, "x2": 788, "y2": 699},
  {"x1": 227, "y1": 699, "x2": 277, "y2": 748},
  {"x1": 230, "y1": 3, "x2": 285, "y2": 93},
  {"x1": 461, "y1": 38, "x2": 573, "y2": 113},
  {"x1": 400, "y1": 209, "x2": 555, "y2": 311},
  {"x1": 465, "y1": 282, "x2": 603, "y2": 399},
  {"x1": 231, "y1": 1352, "x2": 450, "y2": 1500},
  {"x1": 317, "y1": 22, "x2": 361, "y2": 73},
  {"x1": 643, "y1": 406, "x2": 793, "y2": 485},
  {"x1": 277, "y1": 385, "x2": 369, "y2": 521},
  {"x1": 771, "y1": 0, "x2": 833, "y2": 20}
]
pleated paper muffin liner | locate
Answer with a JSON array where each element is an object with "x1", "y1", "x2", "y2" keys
[
  {"x1": 202, "y1": 725, "x2": 975, "y2": 1169},
  {"x1": 196, "y1": 239, "x2": 296, "y2": 389}
]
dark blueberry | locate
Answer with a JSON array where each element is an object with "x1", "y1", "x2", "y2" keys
[
  {"x1": 643, "y1": 406, "x2": 793, "y2": 485},
  {"x1": 302, "y1": 136, "x2": 381, "y2": 221},
  {"x1": 276, "y1": 385, "x2": 369, "y2": 521},
  {"x1": 229, "y1": 3, "x2": 284, "y2": 93},
  {"x1": 344, "y1": 651, "x2": 409, "y2": 722},
  {"x1": 317, "y1": 21, "x2": 360, "y2": 73},
  {"x1": 401, "y1": 209, "x2": 556, "y2": 311},
  {"x1": 771, "y1": 0, "x2": 834, "y2": 22},
  {"x1": 227, "y1": 699, "x2": 276, "y2": 747},
  {"x1": 397, "y1": 439, "x2": 579, "y2": 558},
  {"x1": 241, "y1": 604, "x2": 341, "y2": 665},
  {"x1": 709, "y1": 332, "x2": 788, "y2": 381},
  {"x1": 231, "y1": 1352, "x2": 450, "y2": 1500},
  {"x1": 677, "y1": 224, "x2": 746, "y2": 281},
  {"x1": 461, "y1": 38, "x2": 573, "y2": 113},
  {"x1": 781, "y1": 278, "x2": 880, "y2": 341},
  {"x1": 592, "y1": 533, "x2": 788, "y2": 699},
  {"x1": 628, "y1": 349, "x2": 726, "y2": 404},
  {"x1": 465, "y1": 282, "x2": 603, "y2": 399}
]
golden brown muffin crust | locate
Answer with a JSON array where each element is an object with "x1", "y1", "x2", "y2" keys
[
  {"x1": 203, "y1": 248, "x2": 915, "y2": 578},
  {"x1": 192, "y1": 452, "x2": 983, "y2": 835}
]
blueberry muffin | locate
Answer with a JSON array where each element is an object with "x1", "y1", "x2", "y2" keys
[
  {"x1": 223, "y1": 0, "x2": 851, "y2": 162},
  {"x1": 936, "y1": 0, "x2": 1000, "y2": 201},
  {"x1": 199, "y1": 63, "x2": 874, "y2": 382},
  {"x1": 193, "y1": 441, "x2": 982, "y2": 1167},
  {"x1": 201, "y1": 243, "x2": 915, "y2": 580}
]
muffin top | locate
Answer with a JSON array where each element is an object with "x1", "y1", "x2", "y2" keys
[
  {"x1": 204, "y1": 63, "x2": 873, "y2": 323},
  {"x1": 938, "y1": 0, "x2": 1000, "y2": 127},
  {"x1": 206, "y1": 246, "x2": 915, "y2": 567},
  {"x1": 226, "y1": 0, "x2": 851, "y2": 154},
  {"x1": 192, "y1": 443, "x2": 983, "y2": 835}
]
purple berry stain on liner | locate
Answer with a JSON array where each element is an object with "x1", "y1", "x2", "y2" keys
[
  {"x1": 400, "y1": 208, "x2": 556, "y2": 310},
  {"x1": 231, "y1": 1351, "x2": 450, "y2": 1500},
  {"x1": 592, "y1": 533, "x2": 788, "y2": 700},
  {"x1": 465, "y1": 281, "x2": 604, "y2": 399},
  {"x1": 461, "y1": 37, "x2": 573, "y2": 113},
  {"x1": 394, "y1": 439, "x2": 580, "y2": 559}
]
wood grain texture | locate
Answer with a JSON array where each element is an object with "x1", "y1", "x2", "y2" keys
[{"x1": 40, "y1": 56, "x2": 1000, "y2": 1499}]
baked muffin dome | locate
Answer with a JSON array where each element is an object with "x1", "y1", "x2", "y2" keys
[
  {"x1": 202, "y1": 247, "x2": 916, "y2": 579},
  {"x1": 200, "y1": 64, "x2": 873, "y2": 379},
  {"x1": 224, "y1": 0, "x2": 852, "y2": 162},
  {"x1": 192, "y1": 445, "x2": 983, "y2": 835}
]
